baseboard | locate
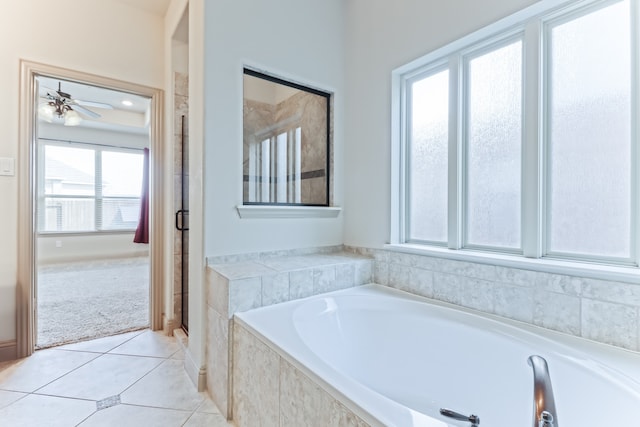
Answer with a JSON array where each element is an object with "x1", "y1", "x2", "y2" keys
[
  {"x1": 183, "y1": 342, "x2": 207, "y2": 392},
  {"x1": 0, "y1": 340, "x2": 18, "y2": 362},
  {"x1": 173, "y1": 328, "x2": 188, "y2": 350},
  {"x1": 163, "y1": 316, "x2": 179, "y2": 335}
]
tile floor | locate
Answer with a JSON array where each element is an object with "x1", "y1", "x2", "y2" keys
[{"x1": 0, "y1": 330, "x2": 233, "y2": 427}]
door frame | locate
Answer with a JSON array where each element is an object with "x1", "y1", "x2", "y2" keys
[{"x1": 17, "y1": 60, "x2": 165, "y2": 357}]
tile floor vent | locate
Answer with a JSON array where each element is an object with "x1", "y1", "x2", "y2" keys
[{"x1": 96, "y1": 395, "x2": 121, "y2": 411}]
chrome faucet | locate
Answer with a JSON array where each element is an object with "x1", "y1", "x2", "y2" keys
[{"x1": 528, "y1": 355, "x2": 558, "y2": 427}]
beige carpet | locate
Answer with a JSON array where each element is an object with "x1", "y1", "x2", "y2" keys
[{"x1": 36, "y1": 257, "x2": 150, "y2": 349}]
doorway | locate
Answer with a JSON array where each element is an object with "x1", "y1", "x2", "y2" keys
[
  {"x1": 17, "y1": 61, "x2": 165, "y2": 357},
  {"x1": 34, "y1": 75, "x2": 152, "y2": 348}
]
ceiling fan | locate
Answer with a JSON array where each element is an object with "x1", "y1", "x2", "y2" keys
[{"x1": 39, "y1": 82, "x2": 113, "y2": 126}]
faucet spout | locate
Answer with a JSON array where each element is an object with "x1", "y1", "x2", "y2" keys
[{"x1": 527, "y1": 355, "x2": 558, "y2": 427}]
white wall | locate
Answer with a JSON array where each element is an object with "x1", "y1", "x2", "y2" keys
[
  {"x1": 37, "y1": 234, "x2": 148, "y2": 265},
  {"x1": 343, "y1": 0, "x2": 539, "y2": 249},
  {"x1": 39, "y1": 123, "x2": 150, "y2": 150},
  {"x1": 203, "y1": 0, "x2": 346, "y2": 257},
  {"x1": 0, "y1": 0, "x2": 164, "y2": 342}
]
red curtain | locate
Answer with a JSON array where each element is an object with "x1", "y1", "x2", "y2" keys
[{"x1": 134, "y1": 148, "x2": 150, "y2": 244}]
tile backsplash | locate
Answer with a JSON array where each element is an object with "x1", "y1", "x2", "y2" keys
[{"x1": 346, "y1": 246, "x2": 640, "y2": 352}]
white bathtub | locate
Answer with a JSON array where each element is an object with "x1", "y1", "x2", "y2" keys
[{"x1": 234, "y1": 285, "x2": 640, "y2": 426}]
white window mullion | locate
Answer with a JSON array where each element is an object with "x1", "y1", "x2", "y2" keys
[
  {"x1": 294, "y1": 128, "x2": 301, "y2": 204},
  {"x1": 632, "y1": 0, "x2": 640, "y2": 266},
  {"x1": 448, "y1": 54, "x2": 462, "y2": 249},
  {"x1": 402, "y1": 77, "x2": 413, "y2": 244},
  {"x1": 522, "y1": 20, "x2": 543, "y2": 258},
  {"x1": 287, "y1": 130, "x2": 294, "y2": 203},
  {"x1": 248, "y1": 143, "x2": 257, "y2": 202},
  {"x1": 390, "y1": 71, "x2": 405, "y2": 244},
  {"x1": 95, "y1": 150, "x2": 102, "y2": 231},
  {"x1": 276, "y1": 133, "x2": 287, "y2": 203},
  {"x1": 260, "y1": 138, "x2": 270, "y2": 202}
]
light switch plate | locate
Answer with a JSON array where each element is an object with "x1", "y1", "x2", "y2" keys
[{"x1": 0, "y1": 157, "x2": 15, "y2": 176}]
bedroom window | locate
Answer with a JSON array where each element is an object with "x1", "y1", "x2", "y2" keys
[
  {"x1": 38, "y1": 141, "x2": 144, "y2": 233},
  {"x1": 394, "y1": 0, "x2": 638, "y2": 268}
]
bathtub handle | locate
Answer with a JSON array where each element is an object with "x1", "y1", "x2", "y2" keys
[{"x1": 439, "y1": 408, "x2": 480, "y2": 426}]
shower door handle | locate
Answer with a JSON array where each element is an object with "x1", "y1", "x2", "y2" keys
[{"x1": 175, "y1": 209, "x2": 189, "y2": 231}]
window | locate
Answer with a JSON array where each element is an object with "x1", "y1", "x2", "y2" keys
[
  {"x1": 407, "y1": 68, "x2": 449, "y2": 244},
  {"x1": 395, "y1": 0, "x2": 638, "y2": 268},
  {"x1": 247, "y1": 126, "x2": 302, "y2": 204},
  {"x1": 464, "y1": 38, "x2": 523, "y2": 251},
  {"x1": 545, "y1": 1, "x2": 633, "y2": 261},
  {"x1": 243, "y1": 69, "x2": 331, "y2": 206},
  {"x1": 38, "y1": 141, "x2": 144, "y2": 233}
]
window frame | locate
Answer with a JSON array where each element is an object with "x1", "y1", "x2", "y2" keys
[
  {"x1": 541, "y1": 0, "x2": 638, "y2": 266},
  {"x1": 242, "y1": 68, "x2": 332, "y2": 208},
  {"x1": 460, "y1": 32, "x2": 526, "y2": 254},
  {"x1": 391, "y1": 0, "x2": 640, "y2": 278},
  {"x1": 404, "y1": 62, "x2": 450, "y2": 247},
  {"x1": 37, "y1": 139, "x2": 144, "y2": 235}
]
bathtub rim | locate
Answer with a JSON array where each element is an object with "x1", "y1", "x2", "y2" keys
[{"x1": 233, "y1": 284, "x2": 640, "y2": 426}]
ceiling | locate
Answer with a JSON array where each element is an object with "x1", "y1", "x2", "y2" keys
[
  {"x1": 37, "y1": 76, "x2": 151, "y2": 135},
  {"x1": 110, "y1": 0, "x2": 171, "y2": 16}
]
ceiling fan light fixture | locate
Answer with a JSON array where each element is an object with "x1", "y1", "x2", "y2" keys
[
  {"x1": 64, "y1": 109, "x2": 82, "y2": 126},
  {"x1": 38, "y1": 103, "x2": 55, "y2": 123}
]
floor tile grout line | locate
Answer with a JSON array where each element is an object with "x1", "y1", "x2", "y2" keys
[
  {"x1": 103, "y1": 329, "x2": 152, "y2": 354},
  {"x1": 0, "y1": 331, "x2": 209, "y2": 426},
  {"x1": 28, "y1": 391, "x2": 98, "y2": 404},
  {"x1": 109, "y1": 344, "x2": 184, "y2": 408},
  {"x1": 0, "y1": 390, "x2": 30, "y2": 410},
  {"x1": 28, "y1": 351, "x2": 105, "y2": 395},
  {"x1": 75, "y1": 409, "x2": 98, "y2": 427},
  {"x1": 111, "y1": 401, "x2": 195, "y2": 412},
  {"x1": 55, "y1": 328, "x2": 149, "y2": 354},
  {"x1": 0, "y1": 388, "x2": 100, "y2": 424},
  {"x1": 115, "y1": 355, "x2": 208, "y2": 414},
  {"x1": 24, "y1": 333, "x2": 168, "y2": 397},
  {"x1": 181, "y1": 409, "x2": 199, "y2": 426},
  {"x1": 114, "y1": 352, "x2": 173, "y2": 404}
]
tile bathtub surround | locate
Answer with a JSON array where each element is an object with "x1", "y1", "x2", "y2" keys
[
  {"x1": 208, "y1": 252, "x2": 374, "y2": 317},
  {"x1": 0, "y1": 330, "x2": 230, "y2": 427},
  {"x1": 233, "y1": 321, "x2": 371, "y2": 427},
  {"x1": 205, "y1": 250, "x2": 374, "y2": 418},
  {"x1": 207, "y1": 244, "x2": 345, "y2": 265},
  {"x1": 345, "y1": 246, "x2": 640, "y2": 352}
]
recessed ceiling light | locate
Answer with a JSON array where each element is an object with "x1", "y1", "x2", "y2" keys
[{"x1": 122, "y1": 100, "x2": 133, "y2": 107}]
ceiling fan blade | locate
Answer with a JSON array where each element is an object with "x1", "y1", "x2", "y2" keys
[
  {"x1": 74, "y1": 99, "x2": 114, "y2": 110},
  {"x1": 72, "y1": 104, "x2": 101, "y2": 119},
  {"x1": 41, "y1": 86, "x2": 60, "y2": 97}
]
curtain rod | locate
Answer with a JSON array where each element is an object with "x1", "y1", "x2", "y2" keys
[{"x1": 38, "y1": 137, "x2": 147, "y2": 152}]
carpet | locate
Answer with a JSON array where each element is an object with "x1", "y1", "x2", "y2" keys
[{"x1": 36, "y1": 257, "x2": 150, "y2": 349}]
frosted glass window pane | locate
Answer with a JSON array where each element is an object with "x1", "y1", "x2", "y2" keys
[
  {"x1": 408, "y1": 70, "x2": 449, "y2": 243},
  {"x1": 466, "y1": 40, "x2": 522, "y2": 249},
  {"x1": 547, "y1": 1, "x2": 631, "y2": 258}
]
